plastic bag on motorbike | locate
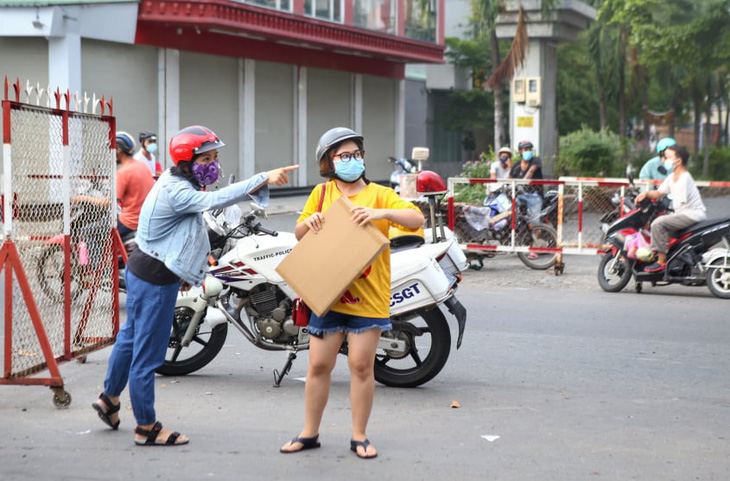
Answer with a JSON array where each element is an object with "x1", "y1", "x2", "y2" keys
[
  {"x1": 462, "y1": 205, "x2": 491, "y2": 231},
  {"x1": 624, "y1": 232, "x2": 650, "y2": 260},
  {"x1": 292, "y1": 297, "x2": 311, "y2": 327},
  {"x1": 485, "y1": 192, "x2": 511, "y2": 214}
]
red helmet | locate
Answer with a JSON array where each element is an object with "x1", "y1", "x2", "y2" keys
[
  {"x1": 169, "y1": 126, "x2": 226, "y2": 166},
  {"x1": 416, "y1": 170, "x2": 447, "y2": 195}
]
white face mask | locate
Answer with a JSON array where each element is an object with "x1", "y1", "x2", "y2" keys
[{"x1": 663, "y1": 159, "x2": 674, "y2": 174}]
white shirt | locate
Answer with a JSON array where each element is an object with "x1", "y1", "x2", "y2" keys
[
  {"x1": 133, "y1": 150, "x2": 157, "y2": 175},
  {"x1": 658, "y1": 171, "x2": 706, "y2": 221},
  {"x1": 489, "y1": 160, "x2": 510, "y2": 179},
  {"x1": 488, "y1": 160, "x2": 510, "y2": 192}
]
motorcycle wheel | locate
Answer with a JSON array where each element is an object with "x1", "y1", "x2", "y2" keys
[
  {"x1": 374, "y1": 307, "x2": 451, "y2": 388},
  {"x1": 37, "y1": 245, "x2": 83, "y2": 304},
  {"x1": 597, "y1": 251, "x2": 633, "y2": 292},
  {"x1": 156, "y1": 307, "x2": 228, "y2": 376},
  {"x1": 517, "y1": 223, "x2": 558, "y2": 270},
  {"x1": 706, "y1": 257, "x2": 730, "y2": 299}
]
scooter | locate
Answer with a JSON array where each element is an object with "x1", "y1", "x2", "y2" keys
[
  {"x1": 157, "y1": 171, "x2": 468, "y2": 387},
  {"x1": 599, "y1": 187, "x2": 640, "y2": 236},
  {"x1": 388, "y1": 156, "x2": 418, "y2": 194},
  {"x1": 598, "y1": 194, "x2": 730, "y2": 298}
]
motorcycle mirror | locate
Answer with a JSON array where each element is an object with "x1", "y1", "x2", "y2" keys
[
  {"x1": 627, "y1": 173, "x2": 634, "y2": 186},
  {"x1": 249, "y1": 202, "x2": 267, "y2": 219},
  {"x1": 657, "y1": 165, "x2": 667, "y2": 176}
]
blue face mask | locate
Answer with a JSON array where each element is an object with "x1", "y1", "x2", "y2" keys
[
  {"x1": 662, "y1": 159, "x2": 674, "y2": 174},
  {"x1": 147, "y1": 143, "x2": 158, "y2": 154},
  {"x1": 522, "y1": 151, "x2": 534, "y2": 162},
  {"x1": 500, "y1": 156, "x2": 509, "y2": 164},
  {"x1": 334, "y1": 158, "x2": 365, "y2": 182}
]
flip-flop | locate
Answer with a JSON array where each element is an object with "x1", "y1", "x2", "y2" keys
[
  {"x1": 134, "y1": 421, "x2": 189, "y2": 446},
  {"x1": 280, "y1": 434, "x2": 320, "y2": 453},
  {"x1": 350, "y1": 438, "x2": 377, "y2": 459},
  {"x1": 91, "y1": 392, "x2": 120, "y2": 430}
]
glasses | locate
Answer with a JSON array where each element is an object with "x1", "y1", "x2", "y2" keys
[{"x1": 333, "y1": 150, "x2": 365, "y2": 161}]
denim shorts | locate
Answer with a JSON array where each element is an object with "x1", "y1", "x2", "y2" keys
[{"x1": 307, "y1": 310, "x2": 392, "y2": 338}]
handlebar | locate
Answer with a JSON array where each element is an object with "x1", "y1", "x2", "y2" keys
[{"x1": 253, "y1": 222, "x2": 278, "y2": 237}]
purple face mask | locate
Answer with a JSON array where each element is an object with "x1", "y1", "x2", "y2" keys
[{"x1": 192, "y1": 160, "x2": 220, "y2": 186}]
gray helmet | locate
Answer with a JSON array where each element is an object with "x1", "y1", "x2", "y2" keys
[
  {"x1": 116, "y1": 131, "x2": 136, "y2": 155},
  {"x1": 315, "y1": 127, "x2": 363, "y2": 166}
]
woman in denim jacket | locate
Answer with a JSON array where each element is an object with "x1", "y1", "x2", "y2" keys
[{"x1": 92, "y1": 126, "x2": 298, "y2": 446}]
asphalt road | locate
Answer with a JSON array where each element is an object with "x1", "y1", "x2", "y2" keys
[{"x1": 1, "y1": 214, "x2": 729, "y2": 480}]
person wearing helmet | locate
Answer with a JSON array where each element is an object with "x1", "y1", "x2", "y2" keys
[
  {"x1": 511, "y1": 140, "x2": 543, "y2": 182},
  {"x1": 73, "y1": 131, "x2": 155, "y2": 237},
  {"x1": 639, "y1": 137, "x2": 677, "y2": 190},
  {"x1": 93, "y1": 125, "x2": 298, "y2": 446},
  {"x1": 509, "y1": 140, "x2": 544, "y2": 259},
  {"x1": 635, "y1": 145, "x2": 706, "y2": 272},
  {"x1": 488, "y1": 146, "x2": 512, "y2": 193},
  {"x1": 280, "y1": 127, "x2": 424, "y2": 459},
  {"x1": 491, "y1": 147, "x2": 512, "y2": 181},
  {"x1": 134, "y1": 131, "x2": 163, "y2": 176}
]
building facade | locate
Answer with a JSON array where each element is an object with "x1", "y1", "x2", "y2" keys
[{"x1": 0, "y1": 0, "x2": 445, "y2": 187}]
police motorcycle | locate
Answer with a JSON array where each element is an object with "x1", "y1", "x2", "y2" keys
[
  {"x1": 157, "y1": 171, "x2": 468, "y2": 387},
  {"x1": 597, "y1": 176, "x2": 730, "y2": 298}
]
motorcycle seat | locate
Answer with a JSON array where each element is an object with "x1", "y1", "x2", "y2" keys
[
  {"x1": 673, "y1": 216, "x2": 730, "y2": 238},
  {"x1": 390, "y1": 235, "x2": 425, "y2": 252}
]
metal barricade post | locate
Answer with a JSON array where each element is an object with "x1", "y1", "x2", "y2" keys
[{"x1": 1, "y1": 78, "x2": 120, "y2": 407}]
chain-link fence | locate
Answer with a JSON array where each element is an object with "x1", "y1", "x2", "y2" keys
[{"x1": 1, "y1": 80, "x2": 118, "y2": 405}]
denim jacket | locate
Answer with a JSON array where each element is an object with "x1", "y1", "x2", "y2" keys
[{"x1": 136, "y1": 171, "x2": 269, "y2": 286}]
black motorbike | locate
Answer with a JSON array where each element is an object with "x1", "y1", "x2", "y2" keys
[
  {"x1": 598, "y1": 196, "x2": 730, "y2": 298},
  {"x1": 599, "y1": 186, "x2": 640, "y2": 237}
]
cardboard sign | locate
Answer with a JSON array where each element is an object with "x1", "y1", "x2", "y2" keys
[{"x1": 275, "y1": 196, "x2": 389, "y2": 317}]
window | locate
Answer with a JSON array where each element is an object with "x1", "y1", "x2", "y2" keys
[
  {"x1": 304, "y1": 0, "x2": 343, "y2": 22},
  {"x1": 404, "y1": 0, "x2": 436, "y2": 42},
  {"x1": 243, "y1": 0, "x2": 291, "y2": 12},
  {"x1": 353, "y1": 0, "x2": 396, "y2": 34}
]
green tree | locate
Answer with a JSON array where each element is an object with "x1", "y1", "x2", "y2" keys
[{"x1": 604, "y1": 0, "x2": 730, "y2": 174}]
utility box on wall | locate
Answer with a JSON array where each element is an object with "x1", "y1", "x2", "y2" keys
[
  {"x1": 512, "y1": 78, "x2": 526, "y2": 103},
  {"x1": 512, "y1": 77, "x2": 541, "y2": 107},
  {"x1": 526, "y1": 77, "x2": 542, "y2": 107}
]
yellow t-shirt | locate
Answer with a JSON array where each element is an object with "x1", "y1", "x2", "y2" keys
[{"x1": 297, "y1": 181, "x2": 422, "y2": 318}]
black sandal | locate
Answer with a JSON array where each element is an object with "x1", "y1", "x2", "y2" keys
[
  {"x1": 134, "y1": 421, "x2": 189, "y2": 446},
  {"x1": 91, "y1": 393, "x2": 120, "y2": 430},
  {"x1": 280, "y1": 434, "x2": 321, "y2": 453},
  {"x1": 350, "y1": 439, "x2": 377, "y2": 459}
]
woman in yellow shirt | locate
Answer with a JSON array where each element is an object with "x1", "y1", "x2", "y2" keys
[{"x1": 280, "y1": 127, "x2": 424, "y2": 459}]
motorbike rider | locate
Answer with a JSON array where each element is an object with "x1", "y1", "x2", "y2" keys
[
  {"x1": 91, "y1": 125, "x2": 297, "y2": 446},
  {"x1": 280, "y1": 127, "x2": 424, "y2": 459},
  {"x1": 134, "y1": 131, "x2": 163, "y2": 176},
  {"x1": 71, "y1": 131, "x2": 155, "y2": 274},
  {"x1": 635, "y1": 145, "x2": 706, "y2": 273},
  {"x1": 639, "y1": 137, "x2": 676, "y2": 190},
  {"x1": 509, "y1": 140, "x2": 543, "y2": 258},
  {"x1": 489, "y1": 146, "x2": 512, "y2": 191}
]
